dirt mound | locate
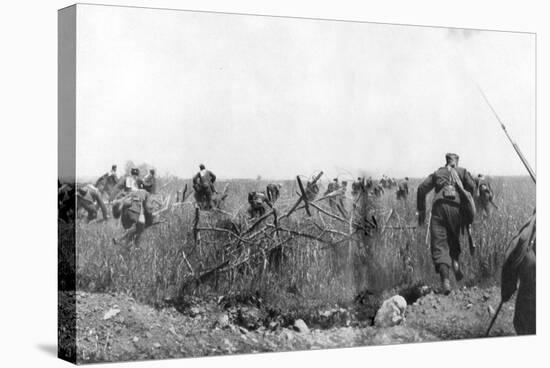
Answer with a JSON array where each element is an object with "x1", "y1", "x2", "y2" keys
[{"x1": 64, "y1": 285, "x2": 516, "y2": 364}]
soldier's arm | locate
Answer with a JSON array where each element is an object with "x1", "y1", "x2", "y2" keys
[
  {"x1": 210, "y1": 171, "x2": 216, "y2": 183},
  {"x1": 462, "y1": 170, "x2": 476, "y2": 195},
  {"x1": 192, "y1": 173, "x2": 199, "y2": 184},
  {"x1": 416, "y1": 174, "x2": 434, "y2": 214}
]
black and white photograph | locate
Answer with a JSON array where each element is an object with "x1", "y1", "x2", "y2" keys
[{"x1": 56, "y1": 3, "x2": 537, "y2": 365}]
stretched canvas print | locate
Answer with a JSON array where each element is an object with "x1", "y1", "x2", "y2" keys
[{"x1": 58, "y1": 4, "x2": 536, "y2": 364}]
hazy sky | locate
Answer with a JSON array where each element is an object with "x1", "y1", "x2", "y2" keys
[{"x1": 75, "y1": 5, "x2": 535, "y2": 180}]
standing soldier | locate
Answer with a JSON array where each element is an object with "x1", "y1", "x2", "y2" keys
[
  {"x1": 500, "y1": 212, "x2": 536, "y2": 335},
  {"x1": 192, "y1": 164, "x2": 217, "y2": 209},
  {"x1": 396, "y1": 177, "x2": 410, "y2": 200},
  {"x1": 417, "y1": 153, "x2": 475, "y2": 295},
  {"x1": 142, "y1": 168, "x2": 157, "y2": 194}
]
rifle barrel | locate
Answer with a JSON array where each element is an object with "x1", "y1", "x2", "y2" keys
[{"x1": 477, "y1": 86, "x2": 536, "y2": 183}]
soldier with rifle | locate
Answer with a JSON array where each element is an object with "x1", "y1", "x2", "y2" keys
[
  {"x1": 477, "y1": 86, "x2": 536, "y2": 337},
  {"x1": 417, "y1": 153, "x2": 476, "y2": 295}
]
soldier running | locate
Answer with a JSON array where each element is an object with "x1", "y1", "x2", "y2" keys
[
  {"x1": 76, "y1": 183, "x2": 110, "y2": 222},
  {"x1": 417, "y1": 153, "x2": 476, "y2": 295},
  {"x1": 112, "y1": 188, "x2": 168, "y2": 245},
  {"x1": 396, "y1": 177, "x2": 410, "y2": 200}
]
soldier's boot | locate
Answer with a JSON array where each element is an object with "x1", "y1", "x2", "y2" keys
[
  {"x1": 439, "y1": 264, "x2": 451, "y2": 295},
  {"x1": 452, "y1": 259, "x2": 464, "y2": 282}
]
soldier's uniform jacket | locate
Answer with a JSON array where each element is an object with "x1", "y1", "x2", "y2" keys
[
  {"x1": 326, "y1": 181, "x2": 339, "y2": 194},
  {"x1": 398, "y1": 180, "x2": 409, "y2": 194},
  {"x1": 143, "y1": 174, "x2": 156, "y2": 194},
  {"x1": 351, "y1": 180, "x2": 363, "y2": 196},
  {"x1": 417, "y1": 166, "x2": 476, "y2": 214},
  {"x1": 77, "y1": 184, "x2": 100, "y2": 204},
  {"x1": 501, "y1": 212, "x2": 536, "y2": 334},
  {"x1": 501, "y1": 213, "x2": 536, "y2": 301},
  {"x1": 193, "y1": 170, "x2": 216, "y2": 185}
]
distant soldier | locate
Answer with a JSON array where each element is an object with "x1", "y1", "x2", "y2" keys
[
  {"x1": 304, "y1": 176, "x2": 320, "y2": 201},
  {"x1": 111, "y1": 188, "x2": 166, "y2": 245},
  {"x1": 351, "y1": 177, "x2": 363, "y2": 198},
  {"x1": 325, "y1": 178, "x2": 340, "y2": 210},
  {"x1": 341, "y1": 181, "x2": 348, "y2": 193},
  {"x1": 109, "y1": 164, "x2": 118, "y2": 181},
  {"x1": 247, "y1": 191, "x2": 271, "y2": 218},
  {"x1": 351, "y1": 177, "x2": 367, "y2": 211},
  {"x1": 142, "y1": 168, "x2": 157, "y2": 194},
  {"x1": 124, "y1": 168, "x2": 143, "y2": 192},
  {"x1": 501, "y1": 212, "x2": 536, "y2": 335},
  {"x1": 417, "y1": 153, "x2": 476, "y2": 295},
  {"x1": 365, "y1": 177, "x2": 374, "y2": 191},
  {"x1": 475, "y1": 174, "x2": 495, "y2": 216},
  {"x1": 94, "y1": 164, "x2": 119, "y2": 198},
  {"x1": 396, "y1": 177, "x2": 410, "y2": 200},
  {"x1": 192, "y1": 164, "x2": 217, "y2": 209},
  {"x1": 266, "y1": 183, "x2": 282, "y2": 204},
  {"x1": 76, "y1": 183, "x2": 110, "y2": 222},
  {"x1": 373, "y1": 182, "x2": 385, "y2": 197}
]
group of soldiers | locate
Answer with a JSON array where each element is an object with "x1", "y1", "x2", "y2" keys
[{"x1": 58, "y1": 153, "x2": 534, "y2": 336}]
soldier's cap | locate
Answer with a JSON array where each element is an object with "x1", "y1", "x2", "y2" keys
[
  {"x1": 445, "y1": 153, "x2": 459, "y2": 161},
  {"x1": 131, "y1": 168, "x2": 139, "y2": 175},
  {"x1": 112, "y1": 165, "x2": 117, "y2": 169},
  {"x1": 150, "y1": 168, "x2": 155, "y2": 174},
  {"x1": 333, "y1": 178, "x2": 338, "y2": 181},
  {"x1": 199, "y1": 164, "x2": 205, "y2": 170}
]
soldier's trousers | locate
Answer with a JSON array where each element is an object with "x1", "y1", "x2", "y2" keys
[
  {"x1": 514, "y1": 249, "x2": 536, "y2": 335},
  {"x1": 430, "y1": 202, "x2": 461, "y2": 272}
]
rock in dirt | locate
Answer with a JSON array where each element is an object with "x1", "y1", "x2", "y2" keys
[
  {"x1": 103, "y1": 308, "x2": 121, "y2": 320},
  {"x1": 293, "y1": 319, "x2": 309, "y2": 333},
  {"x1": 374, "y1": 295, "x2": 407, "y2": 327},
  {"x1": 236, "y1": 307, "x2": 263, "y2": 330},
  {"x1": 215, "y1": 313, "x2": 230, "y2": 329},
  {"x1": 189, "y1": 306, "x2": 201, "y2": 317}
]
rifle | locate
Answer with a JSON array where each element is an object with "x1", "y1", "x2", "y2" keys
[
  {"x1": 485, "y1": 300, "x2": 504, "y2": 337},
  {"x1": 477, "y1": 86, "x2": 536, "y2": 184}
]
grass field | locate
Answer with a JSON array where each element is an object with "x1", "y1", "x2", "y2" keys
[{"x1": 67, "y1": 175, "x2": 535, "y2": 310}]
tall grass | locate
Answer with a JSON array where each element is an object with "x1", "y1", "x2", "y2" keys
[{"x1": 70, "y1": 176, "x2": 535, "y2": 307}]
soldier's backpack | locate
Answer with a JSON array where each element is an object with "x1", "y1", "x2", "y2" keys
[
  {"x1": 451, "y1": 168, "x2": 476, "y2": 226},
  {"x1": 120, "y1": 192, "x2": 147, "y2": 229}
]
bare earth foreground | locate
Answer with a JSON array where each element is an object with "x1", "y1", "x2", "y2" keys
[{"x1": 60, "y1": 286, "x2": 516, "y2": 364}]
